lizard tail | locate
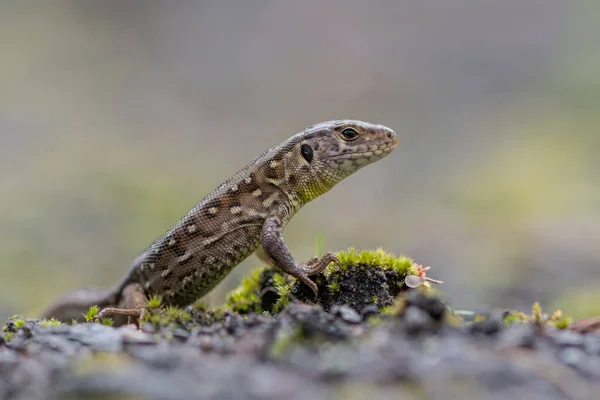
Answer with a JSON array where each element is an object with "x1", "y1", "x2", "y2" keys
[
  {"x1": 39, "y1": 287, "x2": 117, "y2": 323},
  {"x1": 40, "y1": 251, "x2": 148, "y2": 323}
]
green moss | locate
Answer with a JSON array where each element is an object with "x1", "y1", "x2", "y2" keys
[
  {"x1": 226, "y1": 267, "x2": 265, "y2": 313},
  {"x1": 272, "y1": 281, "x2": 293, "y2": 313},
  {"x1": 142, "y1": 303, "x2": 194, "y2": 328},
  {"x1": 100, "y1": 318, "x2": 114, "y2": 327},
  {"x1": 39, "y1": 318, "x2": 62, "y2": 327},
  {"x1": 147, "y1": 295, "x2": 163, "y2": 309},
  {"x1": 328, "y1": 280, "x2": 341, "y2": 294},
  {"x1": 149, "y1": 313, "x2": 161, "y2": 325},
  {"x1": 503, "y1": 302, "x2": 572, "y2": 329},
  {"x1": 380, "y1": 305, "x2": 393, "y2": 315},
  {"x1": 84, "y1": 305, "x2": 100, "y2": 322},
  {"x1": 211, "y1": 308, "x2": 226, "y2": 320},
  {"x1": 3, "y1": 332, "x2": 13, "y2": 342},
  {"x1": 329, "y1": 247, "x2": 414, "y2": 276},
  {"x1": 193, "y1": 300, "x2": 208, "y2": 310},
  {"x1": 13, "y1": 318, "x2": 25, "y2": 329},
  {"x1": 381, "y1": 296, "x2": 407, "y2": 317}
]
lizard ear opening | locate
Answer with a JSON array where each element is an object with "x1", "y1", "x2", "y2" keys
[{"x1": 300, "y1": 144, "x2": 313, "y2": 163}]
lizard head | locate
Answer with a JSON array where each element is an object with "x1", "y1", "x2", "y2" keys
[{"x1": 289, "y1": 120, "x2": 398, "y2": 203}]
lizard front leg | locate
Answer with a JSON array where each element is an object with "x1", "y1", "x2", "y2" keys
[
  {"x1": 96, "y1": 283, "x2": 148, "y2": 325},
  {"x1": 260, "y1": 215, "x2": 339, "y2": 297}
]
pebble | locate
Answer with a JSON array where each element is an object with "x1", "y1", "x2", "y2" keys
[
  {"x1": 558, "y1": 347, "x2": 587, "y2": 367},
  {"x1": 550, "y1": 329, "x2": 584, "y2": 348},
  {"x1": 330, "y1": 305, "x2": 362, "y2": 324},
  {"x1": 583, "y1": 334, "x2": 600, "y2": 356}
]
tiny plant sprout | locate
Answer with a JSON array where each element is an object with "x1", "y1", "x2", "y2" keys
[{"x1": 405, "y1": 264, "x2": 444, "y2": 288}]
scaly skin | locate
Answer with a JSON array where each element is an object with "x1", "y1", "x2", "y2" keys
[{"x1": 41, "y1": 120, "x2": 398, "y2": 324}]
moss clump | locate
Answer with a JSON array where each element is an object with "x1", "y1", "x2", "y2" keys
[
  {"x1": 327, "y1": 280, "x2": 341, "y2": 295},
  {"x1": 329, "y1": 247, "x2": 414, "y2": 276},
  {"x1": 272, "y1": 272, "x2": 294, "y2": 313},
  {"x1": 224, "y1": 248, "x2": 433, "y2": 316},
  {"x1": 84, "y1": 305, "x2": 100, "y2": 322},
  {"x1": 144, "y1": 304, "x2": 193, "y2": 330},
  {"x1": 147, "y1": 295, "x2": 163, "y2": 309},
  {"x1": 225, "y1": 267, "x2": 294, "y2": 314},
  {"x1": 226, "y1": 267, "x2": 267, "y2": 314}
]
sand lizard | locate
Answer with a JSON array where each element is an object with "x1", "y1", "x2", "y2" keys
[{"x1": 41, "y1": 120, "x2": 398, "y2": 323}]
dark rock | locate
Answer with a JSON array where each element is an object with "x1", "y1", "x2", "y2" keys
[
  {"x1": 66, "y1": 323, "x2": 123, "y2": 352},
  {"x1": 403, "y1": 306, "x2": 434, "y2": 334},
  {"x1": 285, "y1": 304, "x2": 354, "y2": 341},
  {"x1": 404, "y1": 290, "x2": 446, "y2": 321},
  {"x1": 330, "y1": 305, "x2": 362, "y2": 324},
  {"x1": 360, "y1": 304, "x2": 380, "y2": 320},
  {"x1": 558, "y1": 347, "x2": 587, "y2": 367},
  {"x1": 470, "y1": 317, "x2": 503, "y2": 335},
  {"x1": 584, "y1": 334, "x2": 600, "y2": 356},
  {"x1": 556, "y1": 347, "x2": 600, "y2": 380},
  {"x1": 498, "y1": 324, "x2": 536, "y2": 349},
  {"x1": 550, "y1": 329, "x2": 585, "y2": 348}
]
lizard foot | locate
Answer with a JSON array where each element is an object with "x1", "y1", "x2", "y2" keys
[
  {"x1": 304, "y1": 251, "x2": 339, "y2": 275},
  {"x1": 96, "y1": 283, "x2": 148, "y2": 326},
  {"x1": 97, "y1": 307, "x2": 147, "y2": 326},
  {"x1": 285, "y1": 252, "x2": 340, "y2": 299}
]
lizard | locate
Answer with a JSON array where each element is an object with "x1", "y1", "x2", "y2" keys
[{"x1": 41, "y1": 120, "x2": 398, "y2": 324}]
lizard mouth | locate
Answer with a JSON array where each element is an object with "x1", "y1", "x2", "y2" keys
[{"x1": 325, "y1": 141, "x2": 398, "y2": 161}]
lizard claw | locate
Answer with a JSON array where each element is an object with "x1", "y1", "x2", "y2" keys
[
  {"x1": 295, "y1": 252, "x2": 339, "y2": 300},
  {"x1": 296, "y1": 274, "x2": 319, "y2": 299}
]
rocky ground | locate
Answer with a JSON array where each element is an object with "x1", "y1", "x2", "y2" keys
[{"x1": 1, "y1": 250, "x2": 599, "y2": 400}]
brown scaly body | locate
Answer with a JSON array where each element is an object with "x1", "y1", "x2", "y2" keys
[{"x1": 42, "y1": 120, "x2": 398, "y2": 324}]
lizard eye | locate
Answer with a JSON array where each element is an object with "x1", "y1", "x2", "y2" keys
[
  {"x1": 301, "y1": 144, "x2": 313, "y2": 163},
  {"x1": 340, "y1": 128, "x2": 359, "y2": 141}
]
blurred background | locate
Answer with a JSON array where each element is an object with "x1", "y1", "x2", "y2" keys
[{"x1": 1, "y1": 1, "x2": 598, "y2": 322}]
